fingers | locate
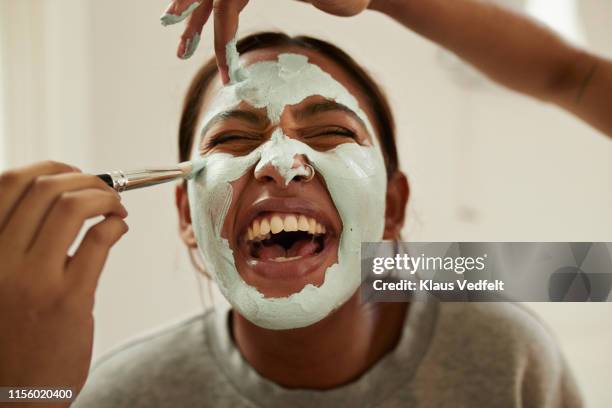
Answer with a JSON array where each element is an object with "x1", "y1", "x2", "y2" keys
[
  {"x1": 30, "y1": 189, "x2": 128, "y2": 268},
  {"x1": 177, "y1": 0, "x2": 213, "y2": 59},
  {"x1": 162, "y1": 0, "x2": 248, "y2": 83},
  {"x1": 161, "y1": 0, "x2": 203, "y2": 26},
  {"x1": 66, "y1": 216, "x2": 128, "y2": 295},
  {"x1": 2, "y1": 173, "x2": 118, "y2": 252},
  {"x1": 0, "y1": 161, "x2": 77, "y2": 233},
  {"x1": 213, "y1": 0, "x2": 248, "y2": 84}
]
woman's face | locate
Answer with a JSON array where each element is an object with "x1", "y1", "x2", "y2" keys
[
  {"x1": 179, "y1": 44, "x2": 408, "y2": 329},
  {"x1": 198, "y1": 47, "x2": 379, "y2": 298}
]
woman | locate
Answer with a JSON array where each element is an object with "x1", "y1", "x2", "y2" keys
[
  {"x1": 83, "y1": 32, "x2": 579, "y2": 406},
  {"x1": 3, "y1": 0, "x2": 610, "y2": 405},
  {"x1": 71, "y1": 33, "x2": 578, "y2": 407}
]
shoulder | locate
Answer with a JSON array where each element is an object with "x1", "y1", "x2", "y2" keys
[
  {"x1": 432, "y1": 302, "x2": 561, "y2": 366},
  {"x1": 73, "y1": 311, "x2": 218, "y2": 408},
  {"x1": 91, "y1": 311, "x2": 211, "y2": 372},
  {"x1": 422, "y1": 302, "x2": 582, "y2": 406},
  {"x1": 438, "y1": 301, "x2": 554, "y2": 345}
]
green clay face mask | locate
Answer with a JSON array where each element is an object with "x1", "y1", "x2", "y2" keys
[{"x1": 187, "y1": 41, "x2": 387, "y2": 330}]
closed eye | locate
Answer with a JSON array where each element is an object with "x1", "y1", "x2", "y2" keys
[
  {"x1": 203, "y1": 132, "x2": 261, "y2": 150},
  {"x1": 303, "y1": 126, "x2": 357, "y2": 140}
]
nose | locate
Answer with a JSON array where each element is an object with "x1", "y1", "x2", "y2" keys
[{"x1": 254, "y1": 154, "x2": 315, "y2": 187}]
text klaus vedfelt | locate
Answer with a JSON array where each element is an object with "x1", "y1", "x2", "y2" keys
[{"x1": 370, "y1": 254, "x2": 505, "y2": 292}]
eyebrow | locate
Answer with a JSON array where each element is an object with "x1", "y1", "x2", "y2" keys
[
  {"x1": 200, "y1": 109, "x2": 269, "y2": 139},
  {"x1": 293, "y1": 100, "x2": 366, "y2": 128}
]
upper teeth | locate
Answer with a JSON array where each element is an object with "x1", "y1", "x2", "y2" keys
[{"x1": 247, "y1": 213, "x2": 326, "y2": 241}]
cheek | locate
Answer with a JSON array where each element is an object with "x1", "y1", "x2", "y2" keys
[
  {"x1": 219, "y1": 171, "x2": 253, "y2": 239},
  {"x1": 312, "y1": 144, "x2": 387, "y2": 240},
  {"x1": 188, "y1": 151, "x2": 262, "y2": 241}
]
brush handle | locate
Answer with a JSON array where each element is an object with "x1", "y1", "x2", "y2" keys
[{"x1": 97, "y1": 167, "x2": 185, "y2": 192}]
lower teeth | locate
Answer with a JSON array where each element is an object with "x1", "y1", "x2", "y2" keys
[{"x1": 271, "y1": 255, "x2": 302, "y2": 262}]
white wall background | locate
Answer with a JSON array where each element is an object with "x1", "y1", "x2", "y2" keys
[{"x1": 1, "y1": 0, "x2": 611, "y2": 406}]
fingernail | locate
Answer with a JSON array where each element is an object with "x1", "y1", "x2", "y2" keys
[
  {"x1": 180, "y1": 32, "x2": 201, "y2": 59},
  {"x1": 71, "y1": 165, "x2": 82, "y2": 172},
  {"x1": 177, "y1": 39, "x2": 186, "y2": 58},
  {"x1": 160, "y1": 12, "x2": 177, "y2": 26},
  {"x1": 160, "y1": 5, "x2": 177, "y2": 26}
]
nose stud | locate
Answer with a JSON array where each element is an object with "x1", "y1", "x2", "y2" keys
[{"x1": 303, "y1": 163, "x2": 315, "y2": 182}]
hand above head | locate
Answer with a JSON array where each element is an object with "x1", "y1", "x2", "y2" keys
[
  {"x1": 161, "y1": 0, "x2": 612, "y2": 139},
  {"x1": 160, "y1": 0, "x2": 375, "y2": 83},
  {"x1": 0, "y1": 161, "x2": 128, "y2": 402}
]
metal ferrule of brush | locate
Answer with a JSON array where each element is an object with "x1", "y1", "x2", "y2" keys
[{"x1": 107, "y1": 167, "x2": 184, "y2": 192}]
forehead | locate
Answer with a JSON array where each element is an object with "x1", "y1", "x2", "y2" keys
[{"x1": 199, "y1": 45, "x2": 377, "y2": 126}]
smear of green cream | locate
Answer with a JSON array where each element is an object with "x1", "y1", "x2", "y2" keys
[
  {"x1": 181, "y1": 32, "x2": 201, "y2": 59},
  {"x1": 160, "y1": 1, "x2": 200, "y2": 26}
]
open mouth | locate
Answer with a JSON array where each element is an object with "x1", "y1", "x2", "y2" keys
[
  {"x1": 232, "y1": 197, "x2": 341, "y2": 290},
  {"x1": 245, "y1": 213, "x2": 329, "y2": 262}
]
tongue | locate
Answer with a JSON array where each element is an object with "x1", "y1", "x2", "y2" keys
[
  {"x1": 257, "y1": 238, "x2": 320, "y2": 260},
  {"x1": 287, "y1": 239, "x2": 319, "y2": 258},
  {"x1": 258, "y1": 244, "x2": 286, "y2": 260}
]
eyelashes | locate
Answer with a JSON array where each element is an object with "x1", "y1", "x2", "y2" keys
[
  {"x1": 202, "y1": 126, "x2": 358, "y2": 152},
  {"x1": 203, "y1": 132, "x2": 261, "y2": 150},
  {"x1": 304, "y1": 126, "x2": 357, "y2": 140}
]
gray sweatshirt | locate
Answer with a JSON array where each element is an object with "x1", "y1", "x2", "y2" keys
[{"x1": 73, "y1": 295, "x2": 582, "y2": 407}]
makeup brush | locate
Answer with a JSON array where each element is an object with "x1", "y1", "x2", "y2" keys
[{"x1": 97, "y1": 160, "x2": 205, "y2": 192}]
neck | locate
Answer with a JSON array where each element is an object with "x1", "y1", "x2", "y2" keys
[{"x1": 231, "y1": 291, "x2": 408, "y2": 390}]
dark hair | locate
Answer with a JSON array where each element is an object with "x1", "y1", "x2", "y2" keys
[{"x1": 178, "y1": 32, "x2": 398, "y2": 176}]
